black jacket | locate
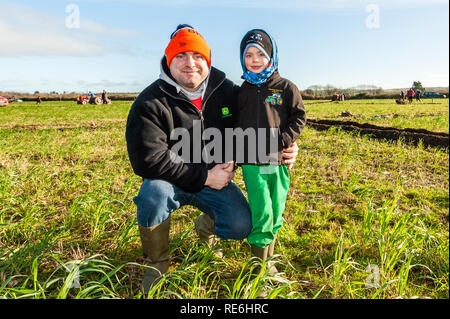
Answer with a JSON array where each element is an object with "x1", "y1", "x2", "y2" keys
[
  {"x1": 236, "y1": 71, "x2": 306, "y2": 164},
  {"x1": 126, "y1": 60, "x2": 239, "y2": 193}
]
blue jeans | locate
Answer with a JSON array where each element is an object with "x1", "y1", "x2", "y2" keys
[{"x1": 133, "y1": 179, "x2": 252, "y2": 240}]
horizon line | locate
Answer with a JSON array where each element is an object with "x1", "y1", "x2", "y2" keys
[{"x1": 1, "y1": 85, "x2": 449, "y2": 95}]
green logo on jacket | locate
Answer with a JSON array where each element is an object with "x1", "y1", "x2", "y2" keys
[{"x1": 221, "y1": 107, "x2": 232, "y2": 118}]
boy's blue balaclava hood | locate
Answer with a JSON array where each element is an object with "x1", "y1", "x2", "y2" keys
[{"x1": 240, "y1": 29, "x2": 278, "y2": 86}]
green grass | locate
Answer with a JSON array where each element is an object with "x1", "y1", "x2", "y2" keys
[
  {"x1": 305, "y1": 98, "x2": 449, "y2": 133},
  {"x1": 0, "y1": 100, "x2": 448, "y2": 299}
]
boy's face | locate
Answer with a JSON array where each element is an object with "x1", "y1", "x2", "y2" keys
[
  {"x1": 244, "y1": 46, "x2": 270, "y2": 74},
  {"x1": 170, "y1": 51, "x2": 209, "y2": 92}
]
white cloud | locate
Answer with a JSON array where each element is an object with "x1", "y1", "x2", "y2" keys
[
  {"x1": 0, "y1": 3, "x2": 139, "y2": 57},
  {"x1": 0, "y1": 21, "x2": 104, "y2": 56}
]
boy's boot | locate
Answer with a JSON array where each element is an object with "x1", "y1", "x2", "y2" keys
[
  {"x1": 194, "y1": 213, "x2": 223, "y2": 258},
  {"x1": 139, "y1": 217, "x2": 171, "y2": 295},
  {"x1": 250, "y1": 244, "x2": 269, "y2": 274},
  {"x1": 267, "y1": 236, "x2": 279, "y2": 275}
]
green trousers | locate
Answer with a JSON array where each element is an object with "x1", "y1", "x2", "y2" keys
[{"x1": 241, "y1": 164, "x2": 290, "y2": 248}]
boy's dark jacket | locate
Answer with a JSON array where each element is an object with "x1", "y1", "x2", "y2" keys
[
  {"x1": 236, "y1": 71, "x2": 307, "y2": 164},
  {"x1": 125, "y1": 58, "x2": 239, "y2": 193}
]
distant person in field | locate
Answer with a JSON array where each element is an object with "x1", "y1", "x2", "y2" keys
[
  {"x1": 102, "y1": 90, "x2": 109, "y2": 104},
  {"x1": 125, "y1": 24, "x2": 300, "y2": 294},
  {"x1": 400, "y1": 90, "x2": 405, "y2": 100},
  {"x1": 36, "y1": 95, "x2": 42, "y2": 104},
  {"x1": 236, "y1": 29, "x2": 306, "y2": 274},
  {"x1": 89, "y1": 91, "x2": 95, "y2": 103},
  {"x1": 415, "y1": 90, "x2": 421, "y2": 102},
  {"x1": 407, "y1": 88, "x2": 415, "y2": 104}
]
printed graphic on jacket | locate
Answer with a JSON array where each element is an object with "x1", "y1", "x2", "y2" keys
[{"x1": 265, "y1": 91, "x2": 283, "y2": 106}]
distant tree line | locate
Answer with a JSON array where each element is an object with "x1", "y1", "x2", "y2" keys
[
  {"x1": 301, "y1": 81, "x2": 446, "y2": 100},
  {"x1": 304, "y1": 84, "x2": 384, "y2": 99},
  {"x1": 1, "y1": 81, "x2": 447, "y2": 101}
]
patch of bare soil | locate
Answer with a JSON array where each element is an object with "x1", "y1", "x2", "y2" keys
[{"x1": 307, "y1": 119, "x2": 449, "y2": 149}]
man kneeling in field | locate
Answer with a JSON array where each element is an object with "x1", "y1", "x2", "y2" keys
[{"x1": 125, "y1": 24, "x2": 298, "y2": 294}]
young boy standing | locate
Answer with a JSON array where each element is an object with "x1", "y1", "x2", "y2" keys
[{"x1": 236, "y1": 29, "x2": 306, "y2": 274}]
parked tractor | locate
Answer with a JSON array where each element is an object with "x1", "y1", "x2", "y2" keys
[{"x1": 76, "y1": 94, "x2": 103, "y2": 105}]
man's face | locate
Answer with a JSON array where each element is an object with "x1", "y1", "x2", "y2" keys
[{"x1": 169, "y1": 51, "x2": 209, "y2": 92}]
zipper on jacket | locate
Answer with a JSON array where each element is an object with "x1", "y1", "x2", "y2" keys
[
  {"x1": 198, "y1": 109, "x2": 208, "y2": 164},
  {"x1": 159, "y1": 78, "x2": 226, "y2": 165},
  {"x1": 201, "y1": 77, "x2": 225, "y2": 110},
  {"x1": 199, "y1": 77, "x2": 225, "y2": 165},
  {"x1": 159, "y1": 86, "x2": 206, "y2": 163}
]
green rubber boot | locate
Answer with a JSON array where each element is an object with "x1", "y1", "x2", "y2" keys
[
  {"x1": 251, "y1": 242, "x2": 279, "y2": 276},
  {"x1": 194, "y1": 213, "x2": 223, "y2": 258},
  {"x1": 267, "y1": 235, "x2": 279, "y2": 275},
  {"x1": 139, "y1": 217, "x2": 171, "y2": 295},
  {"x1": 250, "y1": 244, "x2": 269, "y2": 274}
]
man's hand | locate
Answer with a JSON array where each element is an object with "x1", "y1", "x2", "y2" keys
[
  {"x1": 282, "y1": 142, "x2": 299, "y2": 170},
  {"x1": 222, "y1": 161, "x2": 236, "y2": 181},
  {"x1": 204, "y1": 161, "x2": 235, "y2": 190}
]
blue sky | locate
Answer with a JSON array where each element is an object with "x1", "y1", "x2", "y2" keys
[{"x1": 0, "y1": 0, "x2": 448, "y2": 93}]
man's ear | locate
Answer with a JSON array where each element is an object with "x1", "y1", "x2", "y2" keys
[{"x1": 162, "y1": 56, "x2": 177, "y2": 82}]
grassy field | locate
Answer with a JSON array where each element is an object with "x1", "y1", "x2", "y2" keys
[
  {"x1": 305, "y1": 98, "x2": 449, "y2": 133},
  {"x1": 0, "y1": 99, "x2": 448, "y2": 299}
]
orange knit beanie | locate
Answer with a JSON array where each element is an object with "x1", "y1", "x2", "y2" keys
[{"x1": 165, "y1": 28, "x2": 211, "y2": 68}]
